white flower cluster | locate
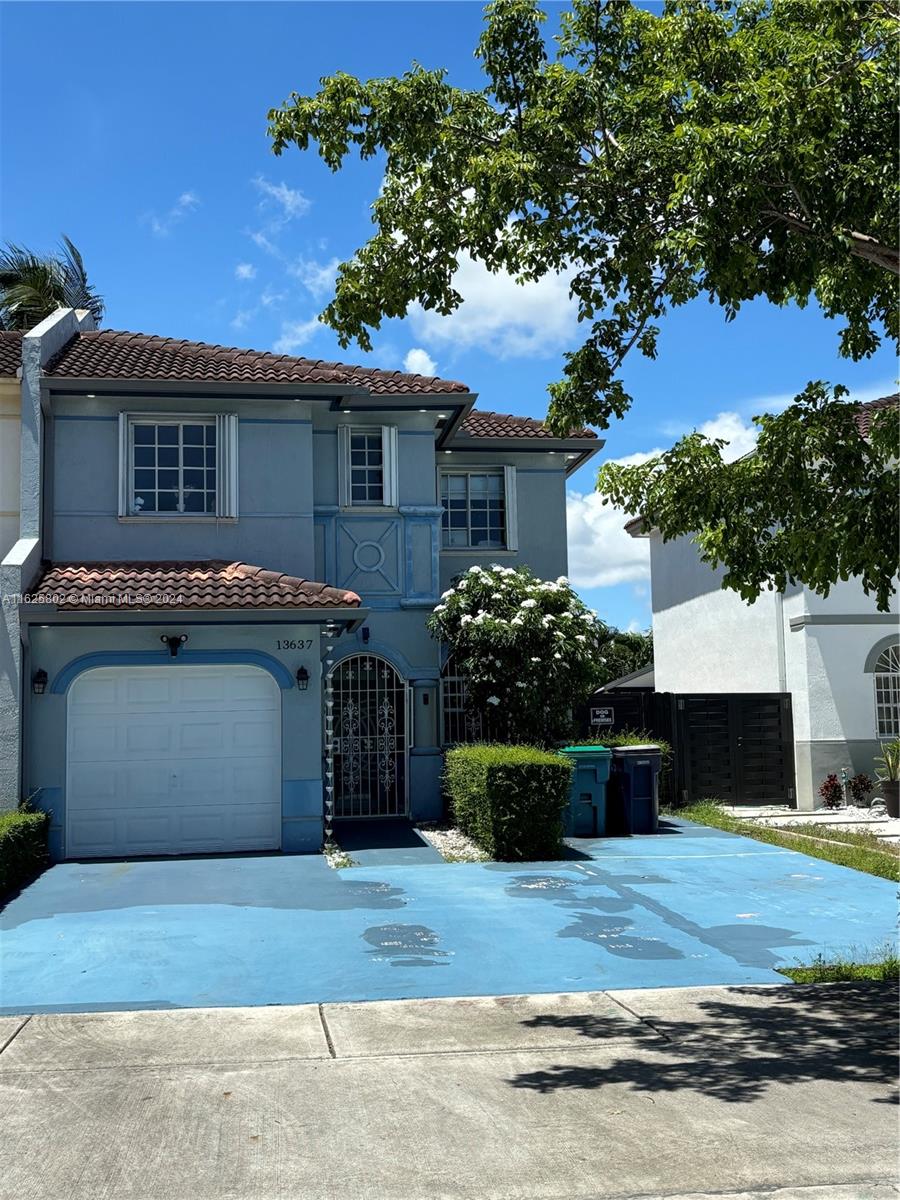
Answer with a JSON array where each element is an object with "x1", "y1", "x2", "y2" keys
[{"x1": 431, "y1": 565, "x2": 601, "y2": 660}]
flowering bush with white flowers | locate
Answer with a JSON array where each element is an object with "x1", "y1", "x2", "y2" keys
[{"x1": 428, "y1": 564, "x2": 609, "y2": 746}]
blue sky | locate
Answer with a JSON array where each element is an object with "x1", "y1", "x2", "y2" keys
[{"x1": 2, "y1": 1, "x2": 895, "y2": 630}]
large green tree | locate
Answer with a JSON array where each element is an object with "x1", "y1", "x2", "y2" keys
[
  {"x1": 0, "y1": 236, "x2": 104, "y2": 330},
  {"x1": 595, "y1": 628, "x2": 653, "y2": 688},
  {"x1": 268, "y1": 0, "x2": 899, "y2": 608}
]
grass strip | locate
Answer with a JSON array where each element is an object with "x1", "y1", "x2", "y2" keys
[
  {"x1": 672, "y1": 801, "x2": 899, "y2": 882},
  {"x1": 778, "y1": 948, "x2": 899, "y2": 984}
]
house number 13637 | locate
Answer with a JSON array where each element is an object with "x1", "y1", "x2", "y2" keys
[{"x1": 276, "y1": 639, "x2": 314, "y2": 650}]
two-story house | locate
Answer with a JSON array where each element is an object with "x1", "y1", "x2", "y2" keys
[{"x1": 0, "y1": 309, "x2": 598, "y2": 861}]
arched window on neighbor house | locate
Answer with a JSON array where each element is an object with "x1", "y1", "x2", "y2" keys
[{"x1": 872, "y1": 643, "x2": 900, "y2": 738}]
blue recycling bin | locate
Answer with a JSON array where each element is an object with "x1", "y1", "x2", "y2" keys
[
  {"x1": 559, "y1": 745, "x2": 612, "y2": 837},
  {"x1": 607, "y1": 745, "x2": 662, "y2": 835}
]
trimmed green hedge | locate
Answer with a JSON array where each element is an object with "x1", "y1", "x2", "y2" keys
[
  {"x1": 444, "y1": 744, "x2": 574, "y2": 861},
  {"x1": 0, "y1": 809, "x2": 50, "y2": 900}
]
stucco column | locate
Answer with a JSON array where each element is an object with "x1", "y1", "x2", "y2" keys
[
  {"x1": 408, "y1": 678, "x2": 442, "y2": 822},
  {"x1": 410, "y1": 678, "x2": 438, "y2": 751}
]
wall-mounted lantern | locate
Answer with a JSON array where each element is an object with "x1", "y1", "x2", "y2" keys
[
  {"x1": 160, "y1": 634, "x2": 189, "y2": 658},
  {"x1": 295, "y1": 665, "x2": 310, "y2": 691},
  {"x1": 32, "y1": 669, "x2": 48, "y2": 695}
]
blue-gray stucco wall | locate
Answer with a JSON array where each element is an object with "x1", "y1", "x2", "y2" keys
[{"x1": 23, "y1": 391, "x2": 572, "y2": 856}]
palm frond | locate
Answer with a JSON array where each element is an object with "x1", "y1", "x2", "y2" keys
[
  {"x1": 59, "y1": 235, "x2": 105, "y2": 323},
  {"x1": 0, "y1": 237, "x2": 104, "y2": 330}
]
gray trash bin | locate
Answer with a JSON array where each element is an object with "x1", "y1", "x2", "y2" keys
[{"x1": 607, "y1": 745, "x2": 662, "y2": 835}]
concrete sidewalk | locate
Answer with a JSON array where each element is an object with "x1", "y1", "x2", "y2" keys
[{"x1": 0, "y1": 982, "x2": 896, "y2": 1200}]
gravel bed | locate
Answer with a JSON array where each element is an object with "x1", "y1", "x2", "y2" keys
[
  {"x1": 417, "y1": 822, "x2": 490, "y2": 862},
  {"x1": 753, "y1": 804, "x2": 900, "y2": 845}
]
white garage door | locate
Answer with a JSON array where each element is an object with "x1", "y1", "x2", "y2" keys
[{"x1": 67, "y1": 664, "x2": 282, "y2": 859}]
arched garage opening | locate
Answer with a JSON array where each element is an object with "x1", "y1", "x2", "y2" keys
[{"x1": 66, "y1": 663, "x2": 281, "y2": 858}]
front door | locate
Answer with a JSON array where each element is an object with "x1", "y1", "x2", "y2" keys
[{"x1": 330, "y1": 654, "x2": 408, "y2": 817}]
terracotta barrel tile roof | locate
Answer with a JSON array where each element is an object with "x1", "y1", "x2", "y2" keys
[
  {"x1": 44, "y1": 329, "x2": 469, "y2": 395},
  {"x1": 30, "y1": 561, "x2": 361, "y2": 611},
  {"x1": 855, "y1": 394, "x2": 898, "y2": 438},
  {"x1": 0, "y1": 331, "x2": 22, "y2": 376},
  {"x1": 460, "y1": 409, "x2": 597, "y2": 440}
]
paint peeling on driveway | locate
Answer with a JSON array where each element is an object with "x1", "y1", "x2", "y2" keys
[{"x1": 0, "y1": 819, "x2": 895, "y2": 1014}]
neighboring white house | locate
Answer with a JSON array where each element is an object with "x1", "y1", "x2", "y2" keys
[{"x1": 629, "y1": 395, "x2": 900, "y2": 811}]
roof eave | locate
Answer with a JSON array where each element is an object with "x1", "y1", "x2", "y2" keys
[
  {"x1": 625, "y1": 516, "x2": 651, "y2": 538},
  {"x1": 43, "y1": 377, "x2": 372, "y2": 399},
  {"x1": 20, "y1": 604, "x2": 368, "y2": 630},
  {"x1": 444, "y1": 433, "x2": 602, "y2": 474}
]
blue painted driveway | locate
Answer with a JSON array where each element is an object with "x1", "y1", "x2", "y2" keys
[{"x1": 1, "y1": 819, "x2": 895, "y2": 1014}]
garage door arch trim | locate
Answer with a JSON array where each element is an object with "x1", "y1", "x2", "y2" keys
[{"x1": 51, "y1": 649, "x2": 295, "y2": 694}]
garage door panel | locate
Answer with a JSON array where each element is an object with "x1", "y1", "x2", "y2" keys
[
  {"x1": 68, "y1": 816, "x2": 117, "y2": 854},
  {"x1": 124, "y1": 722, "x2": 173, "y2": 754},
  {"x1": 124, "y1": 675, "x2": 173, "y2": 705},
  {"x1": 68, "y1": 765, "x2": 118, "y2": 805},
  {"x1": 179, "y1": 674, "x2": 228, "y2": 704},
  {"x1": 228, "y1": 673, "x2": 281, "y2": 702},
  {"x1": 71, "y1": 675, "x2": 119, "y2": 706},
  {"x1": 69, "y1": 722, "x2": 120, "y2": 760},
  {"x1": 122, "y1": 812, "x2": 173, "y2": 850},
  {"x1": 232, "y1": 719, "x2": 279, "y2": 751},
  {"x1": 178, "y1": 721, "x2": 226, "y2": 753},
  {"x1": 232, "y1": 762, "x2": 279, "y2": 797},
  {"x1": 67, "y1": 665, "x2": 283, "y2": 858}
]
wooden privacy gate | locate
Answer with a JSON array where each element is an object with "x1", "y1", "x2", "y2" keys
[
  {"x1": 579, "y1": 689, "x2": 796, "y2": 806},
  {"x1": 675, "y1": 693, "x2": 795, "y2": 805}
]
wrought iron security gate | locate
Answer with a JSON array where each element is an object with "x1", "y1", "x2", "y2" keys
[{"x1": 329, "y1": 654, "x2": 408, "y2": 818}]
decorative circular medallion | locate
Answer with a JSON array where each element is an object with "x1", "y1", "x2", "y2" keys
[{"x1": 352, "y1": 540, "x2": 386, "y2": 572}]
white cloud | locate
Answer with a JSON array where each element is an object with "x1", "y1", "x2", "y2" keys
[
  {"x1": 253, "y1": 175, "x2": 311, "y2": 220},
  {"x1": 246, "y1": 177, "x2": 312, "y2": 259},
  {"x1": 403, "y1": 347, "x2": 437, "y2": 376},
  {"x1": 273, "y1": 317, "x2": 322, "y2": 354},
  {"x1": 235, "y1": 262, "x2": 256, "y2": 281},
  {"x1": 289, "y1": 254, "x2": 341, "y2": 300},
  {"x1": 695, "y1": 411, "x2": 759, "y2": 461},
  {"x1": 248, "y1": 229, "x2": 280, "y2": 257},
  {"x1": 566, "y1": 414, "x2": 761, "y2": 592},
  {"x1": 145, "y1": 190, "x2": 200, "y2": 237},
  {"x1": 661, "y1": 378, "x2": 898, "y2": 429},
  {"x1": 567, "y1": 486, "x2": 650, "y2": 590},
  {"x1": 260, "y1": 286, "x2": 286, "y2": 308},
  {"x1": 230, "y1": 309, "x2": 256, "y2": 331},
  {"x1": 409, "y1": 252, "x2": 577, "y2": 359}
]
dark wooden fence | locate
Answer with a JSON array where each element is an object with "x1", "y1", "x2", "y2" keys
[{"x1": 577, "y1": 689, "x2": 796, "y2": 808}]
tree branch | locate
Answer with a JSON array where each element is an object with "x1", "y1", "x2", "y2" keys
[{"x1": 763, "y1": 209, "x2": 900, "y2": 275}]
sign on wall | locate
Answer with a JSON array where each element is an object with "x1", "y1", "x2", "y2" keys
[{"x1": 590, "y1": 706, "x2": 614, "y2": 727}]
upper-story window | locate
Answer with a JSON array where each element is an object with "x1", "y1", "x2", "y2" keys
[
  {"x1": 439, "y1": 467, "x2": 517, "y2": 551},
  {"x1": 118, "y1": 413, "x2": 238, "y2": 519},
  {"x1": 873, "y1": 644, "x2": 900, "y2": 737},
  {"x1": 338, "y1": 426, "x2": 398, "y2": 508}
]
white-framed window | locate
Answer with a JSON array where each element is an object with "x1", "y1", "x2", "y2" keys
[
  {"x1": 118, "y1": 413, "x2": 238, "y2": 518},
  {"x1": 873, "y1": 644, "x2": 900, "y2": 737},
  {"x1": 338, "y1": 425, "x2": 398, "y2": 508},
  {"x1": 439, "y1": 466, "x2": 518, "y2": 550}
]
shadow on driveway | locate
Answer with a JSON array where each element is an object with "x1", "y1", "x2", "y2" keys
[{"x1": 508, "y1": 981, "x2": 900, "y2": 1104}]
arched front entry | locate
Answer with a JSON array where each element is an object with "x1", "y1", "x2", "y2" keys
[{"x1": 329, "y1": 654, "x2": 408, "y2": 818}]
